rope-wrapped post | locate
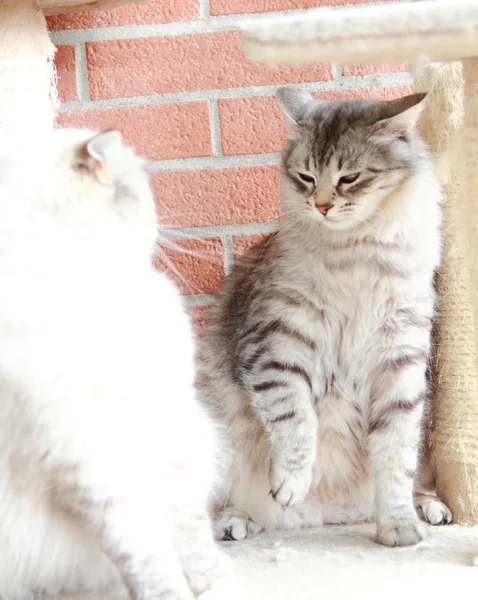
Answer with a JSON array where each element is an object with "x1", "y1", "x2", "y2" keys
[
  {"x1": 460, "y1": 57, "x2": 478, "y2": 384},
  {"x1": 444, "y1": 57, "x2": 478, "y2": 522},
  {"x1": 0, "y1": 0, "x2": 56, "y2": 140},
  {"x1": 413, "y1": 63, "x2": 478, "y2": 523},
  {"x1": 0, "y1": 0, "x2": 152, "y2": 142}
]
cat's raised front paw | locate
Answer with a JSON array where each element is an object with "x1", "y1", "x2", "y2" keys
[
  {"x1": 377, "y1": 518, "x2": 428, "y2": 547},
  {"x1": 269, "y1": 464, "x2": 312, "y2": 507}
]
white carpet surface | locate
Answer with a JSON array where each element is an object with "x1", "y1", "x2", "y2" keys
[{"x1": 44, "y1": 524, "x2": 478, "y2": 600}]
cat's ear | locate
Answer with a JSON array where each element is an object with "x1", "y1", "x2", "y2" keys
[
  {"x1": 376, "y1": 93, "x2": 427, "y2": 134},
  {"x1": 87, "y1": 130, "x2": 122, "y2": 163},
  {"x1": 276, "y1": 87, "x2": 315, "y2": 124},
  {"x1": 85, "y1": 130, "x2": 123, "y2": 184}
]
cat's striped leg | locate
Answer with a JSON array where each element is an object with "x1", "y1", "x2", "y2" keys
[
  {"x1": 368, "y1": 356, "x2": 429, "y2": 547},
  {"x1": 243, "y1": 333, "x2": 318, "y2": 508},
  {"x1": 168, "y1": 506, "x2": 234, "y2": 598},
  {"x1": 97, "y1": 500, "x2": 195, "y2": 600}
]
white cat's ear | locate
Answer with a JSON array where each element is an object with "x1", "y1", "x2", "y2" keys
[
  {"x1": 85, "y1": 130, "x2": 123, "y2": 184},
  {"x1": 378, "y1": 93, "x2": 427, "y2": 134},
  {"x1": 87, "y1": 130, "x2": 122, "y2": 163},
  {"x1": 276, "y1": 87, "x2": 316, "y2": 124}
]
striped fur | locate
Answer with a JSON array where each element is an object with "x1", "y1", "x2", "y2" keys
[{"x1": 198, "y1": 89, "x2": 451, "y2": 547}]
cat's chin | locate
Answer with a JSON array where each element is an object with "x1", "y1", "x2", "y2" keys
[{"x1": 317, "y1": 216, "x2": 365, "y2": 232}]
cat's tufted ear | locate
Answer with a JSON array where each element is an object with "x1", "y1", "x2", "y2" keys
[
  {"x1": 85, "y1": 130, "x2": 123, "y2": 184},
  {"x1": 276, "y1": 87, "x2": 316, "y2": 125},
  {"x1": 376, "y1": 93, "x2": 427, "y2": 135}
]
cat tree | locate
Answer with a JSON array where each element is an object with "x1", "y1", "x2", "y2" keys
[{"x1": 242, "y1": 0, "x2": 478, "y2": 524}]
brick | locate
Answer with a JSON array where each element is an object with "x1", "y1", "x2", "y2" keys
[
  {"x1": 189, "y1": 304, "x2": 211, "y2": 334},
  {"x1": 233, "y1": 233, "x2": 271, "y2": 261},
  {"x1": 154, "y1": 237, "x2": 224, "y2": 295},
  {"x1": 86, "y1": 32, "x2": 332, "y2": 100},
  {"x1": 210, "y1": 0, "x2": 394, "y2": 16},
  {"x1": 54, "y1": 45, "x2": 77, "y2": 102},
  {"x1": 219, "y1": 95, "x2": 285, "y2": 156},
  {"x1": 152, "y1": 165, "x2": 281, "y2": 229},
  {"x1": 219, "y1": 85, "x2": 414, "y2": 155},
  {"x1": 56, "y1": 101, "x2": 212, "y2": 161},
  {"x1": 47, "y1": 0, "x2": 199, "y2": 30},
  {"x1": 343, "y1": 63, "x2": 408, "y2": 76}
]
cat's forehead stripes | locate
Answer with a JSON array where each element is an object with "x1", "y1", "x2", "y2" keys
[{"x1": 306, "y1": 102, "x2": 373, "y2": 170}]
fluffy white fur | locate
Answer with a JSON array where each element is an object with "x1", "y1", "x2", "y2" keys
[{"x1": 0, "y1": 129, "x2": 231, "y2": 600}]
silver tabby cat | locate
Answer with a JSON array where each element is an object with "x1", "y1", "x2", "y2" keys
[{"x1": 198, "y1": 88, "x2": 452, "y2": 547}]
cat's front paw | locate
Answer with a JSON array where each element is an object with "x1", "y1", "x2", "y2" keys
[
  {"x1": 415, "y1": 496, "x2": 452, "y2": 526},
  {"x1": 214, "y1": 508, "x2": 263, "y2": 541},
  {"x1": 269, "y1": 464, "x2": 312, "y2": 507},
  {"x1": 377, "y1": 518, "x2": 428, "y2": 547}
]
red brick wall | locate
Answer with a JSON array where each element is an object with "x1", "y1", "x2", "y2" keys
[{"x1": 50, "y1": 0, "x2": 410, "y2": 329}]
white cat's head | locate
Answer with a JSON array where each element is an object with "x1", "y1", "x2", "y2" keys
[
  {"x1": 276, "y1": 87, "x2": 428, "y2": 232},
  {"x1": 50, "y1": 128, "x2": 158, "y2": 257}
]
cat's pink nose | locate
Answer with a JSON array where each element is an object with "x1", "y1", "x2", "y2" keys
[{"x1": 316, "y1": 204, "x2": 331, "y2": 216}]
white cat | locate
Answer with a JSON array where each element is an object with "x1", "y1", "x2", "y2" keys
[{"x1": 0, "y1": 129, "x2": 231, "y2": 600}]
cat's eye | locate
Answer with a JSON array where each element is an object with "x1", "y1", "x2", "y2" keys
[
  {"x1": 338, "y1": 173, "x2": 360, "y2": 185},
  {"x1": 297, "y1": 172, "x2": 316, "y2": 185}
]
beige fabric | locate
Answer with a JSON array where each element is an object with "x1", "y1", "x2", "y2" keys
[
  {"x1": 413, "y1": 63, "x2": 478, "y2": 524},
  {"x1": 37, "y1": 0, "x2": 149, "y2": 16},
  {"x1": 42, "y1": 524, "x2": 478, "y2": 600},
  {"x1": 0, "y1": 0, "x2": 56, "y2": 139},
  {"x1": 242, "y1": 0, "x2": 478, "y2": 66}
]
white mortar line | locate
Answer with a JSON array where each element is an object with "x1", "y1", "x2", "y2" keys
[
  {"x1": 209, "y1": 99, "x2": 223, "y2": 156},
  {"x1": 160, "y1": 222, "x2": 278, "y2": 240},
  {"x1": 49, "y1": 2, "x2": 399, "y2": 44},
  {"x1": 147, "y1": 152, "x2": 281, "y2": 172},
  {"x1": 222, "y1": 235, "x2": 235, "y2": 275},
  {"x1": 183, "y1": 294, "x2": 214, "y2": 307},
  {"x1": 57, "y1": 73, "x2": 413, "y2": 113},
  {"x1": 200, "y1": 0, "x2": 210, "y2": 19},
  {"x1": 332, "y1": 63, "x2": 343, "y2": 80},
  {"x1": 75, "y1": 42, "x2": 91, "y2": 102},
  {"x1": 49, "y1": 9, "x2": 312, "y2": 44}
]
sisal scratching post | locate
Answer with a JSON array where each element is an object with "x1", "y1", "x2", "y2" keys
[
  {"x1": 242, "y1": 0, "x2": 478, "y2": 523},
  {"x1": 0, "y1": 1, "x2": 150, "y2": 138},
  {"x1": 0, "y1": 0, "x2": 56, "y2": 140},
  {"x1": 460, "y1": 58, "x2": 478, "y2": 379},
  {"x1": 413, "y1": 63, "x2": 478, "y2": 523}
]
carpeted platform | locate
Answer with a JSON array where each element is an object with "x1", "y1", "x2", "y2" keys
[{"x1": 44, "y1": 523, "x2": 478, "y2": 600}]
